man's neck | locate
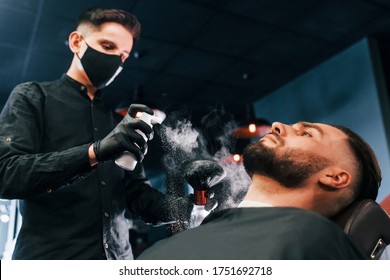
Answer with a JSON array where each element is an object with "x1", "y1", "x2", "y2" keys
[
  {"x1": 243, "y1": 174, "x2": 314, "y2": 210},
  {"x1": 66, "y1": 59, "x2": 97, "y2": 100}
]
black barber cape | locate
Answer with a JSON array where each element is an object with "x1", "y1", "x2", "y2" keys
[{"x1": 137, "y1": 207, "x2": 367, "y2": 260}]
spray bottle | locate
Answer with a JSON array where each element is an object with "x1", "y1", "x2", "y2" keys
[{"x1": 115, "y1": 111, "x2": 165, "y2": 171}]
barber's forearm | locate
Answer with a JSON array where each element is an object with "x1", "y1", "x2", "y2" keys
[{"x1": 0, "y1": 144, "x2": 93, "y2": 199}]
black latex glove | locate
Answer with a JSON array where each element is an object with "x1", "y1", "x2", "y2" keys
[
  {"x1": 93, "y1": 104, "x2": 154, "y2": 162},
  {"x1": 127, "y1": 103, "x2": 154, "y2": 118}
]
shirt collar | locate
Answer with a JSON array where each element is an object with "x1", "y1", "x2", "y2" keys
[
  {"x1": 61, "y1": 74, "x2": 103, "y2": 100},
  {"x1": 238, "y1": 200, "x2": 273, "y2": 208}
]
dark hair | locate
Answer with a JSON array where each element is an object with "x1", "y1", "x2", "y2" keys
[
  {"x1": 332, "y1": 125, "x2": 382, "y2": 201},
  {"x1": 76, "y1": 7, "x2": 141, "y2": 40}
]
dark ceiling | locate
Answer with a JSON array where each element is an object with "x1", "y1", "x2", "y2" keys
[
  {"x1": 2, "y1": 0, "x2": 390, "y2": 122},
  {"x1": 2, "y1": 0, "x2": 390, "y2": 174}
]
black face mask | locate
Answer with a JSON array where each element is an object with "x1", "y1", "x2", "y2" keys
[{"x1": 78, "y1": 41, "x2": 123, "y2": 89}]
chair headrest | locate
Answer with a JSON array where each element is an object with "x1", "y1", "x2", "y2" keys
[{"x1": 331, "y1": 199, "x2": 390, "y2": 259}]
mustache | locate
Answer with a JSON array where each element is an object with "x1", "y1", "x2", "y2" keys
[{"x1": 260, "y1": 132, "x2": 284, "y2": 146}]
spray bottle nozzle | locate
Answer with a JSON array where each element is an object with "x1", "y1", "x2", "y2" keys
[{"x1": 136, "y1": 111, "x2": 165, "y2": 126}]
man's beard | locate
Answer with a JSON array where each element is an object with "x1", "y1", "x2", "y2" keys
[{"x1": 242, "y1": 140, "x2": 330, "y2": 188}]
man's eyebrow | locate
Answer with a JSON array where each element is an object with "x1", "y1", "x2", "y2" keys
[{"x1": 298, "y1": 122, "x2": 324, "y2": 135}]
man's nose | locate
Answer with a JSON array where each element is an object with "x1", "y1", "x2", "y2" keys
[{"x1": 271, "y1": 122, "x2": 288, "y2": 136}]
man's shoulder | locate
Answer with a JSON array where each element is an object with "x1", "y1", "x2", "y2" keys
[
  {"x1": 208, "y1": 207, "x2": 350, "y2": 238},
  {"x1": 205, "y1": 207, "x2": 366, "y2": 258},
  {"x1": 138, "y1": 206, "x2": 367, "y2": 259},
  {"x1": 204, "y1": 207, "x2": 331, "y2": 226},
  {"x1": 14, "y1": 78, "x2": 61, "y2": 87},
  {"x1": 11, "y1": 78, "x2": 62, "y2": 97}
]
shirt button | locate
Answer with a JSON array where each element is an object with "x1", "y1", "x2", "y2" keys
[
  {"x1": 5, "y1": 137, "x2": 11, "y2": 142},
  {"x1": 94, "y1": 127, "x2": 98, "y2": 132},
  {"x1": 104, "y1": 243, "x2": 109, "y2": 249},
  {"x1": 80, "y1": 86, "x2": 85, "y2": 91},
  {"x1": 104, "y1": 212, "x2": 109, "y2": 218},
  {"x1": 101, "y1": 181, "x2": 106, "y2": 186},
  {"x1": 46, "y1": 188, "x2": 52, "y2": 193}
]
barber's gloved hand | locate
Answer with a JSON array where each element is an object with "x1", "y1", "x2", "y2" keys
[
  {"x1": 185, "y1": 190, "x2": 218, "y2": 229},
  {"x1": 204, "y1": 189, "x2": 219, "y2": 211},
  {"x1": 187, "y1": 189, "x2": 218, "y2": 211},
  {"x1": 93, "y1": 104, "x2": 154, "y2": 162},
  {"x1": 127, "y1": 103, "x2": 154, "y2": 118}
]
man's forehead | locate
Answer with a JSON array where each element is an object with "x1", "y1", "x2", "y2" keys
[
  {"x1": 291, "y1": 121, "x2": 347, "y2": 139},
  {"x1": 312, "y1": 122, "x2": 349, "y2": 139}
]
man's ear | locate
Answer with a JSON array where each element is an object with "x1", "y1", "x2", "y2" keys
[
  {"x1": 318, "y1": 167, "x2": 352, "y2": 190},
  {"x1": 68, "y1": 31, "x2": 83, "y2": 53}
]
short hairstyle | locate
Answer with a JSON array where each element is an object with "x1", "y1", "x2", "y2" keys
[
  {"x1": 76, "y1": 7, "x2": 141, "y2": 40},
  {"x1": 332, "y1": 125, "x2": 382, "y2": 201}
]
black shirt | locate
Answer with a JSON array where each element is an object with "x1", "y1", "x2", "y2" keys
[{"x1": 0, "y1": 75, "x2": 179, "y2": 259}]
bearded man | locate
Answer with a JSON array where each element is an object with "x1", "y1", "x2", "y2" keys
[{"x1": 137, "y1": 121, "x2": 382, "y2": 260}]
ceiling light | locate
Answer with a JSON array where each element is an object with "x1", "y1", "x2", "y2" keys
[{"x1": 231, "y1": 105, "x2": 271, "y2": 139}]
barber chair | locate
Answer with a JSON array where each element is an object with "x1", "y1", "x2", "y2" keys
[
  {"x1": 331, "y1": 199, "x2": 390, "y2": 259},
  {"x1": 380, "y1": 194, "x2": 390, "y2": 215}
]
